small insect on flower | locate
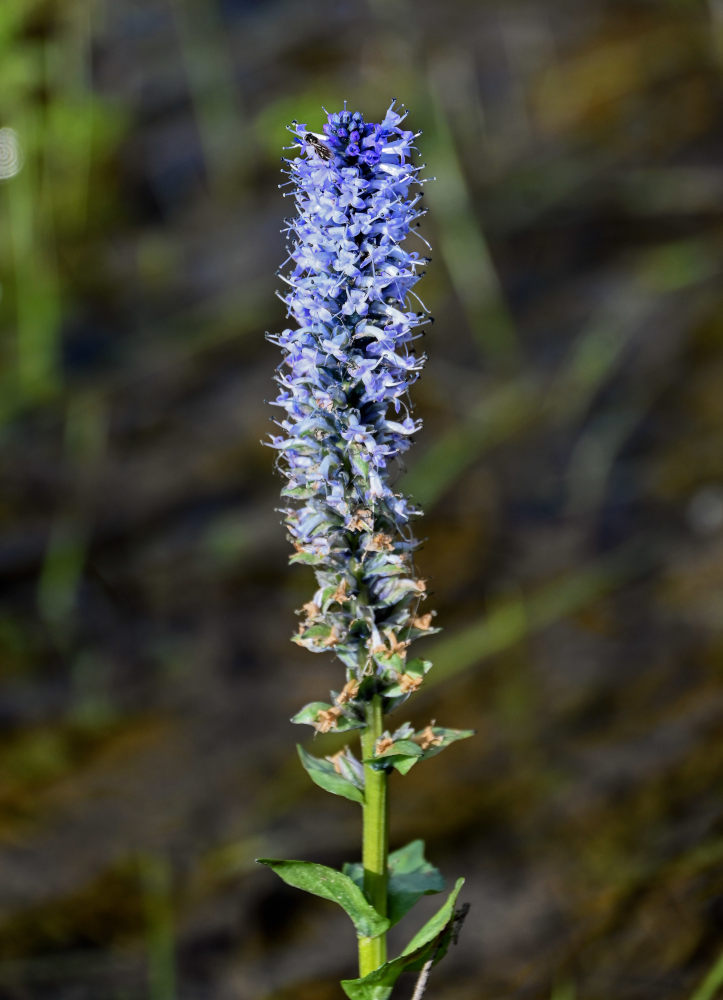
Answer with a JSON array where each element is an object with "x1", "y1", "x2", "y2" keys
[{"x1": 304, "y1": 133, "x2": 333, "y2": 161}]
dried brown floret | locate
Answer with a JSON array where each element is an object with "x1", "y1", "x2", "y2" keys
[
  {"x1": 314, "y1": 706, "x2": 343, "y2": 733},
  {"x1": 375, "y1": 736, "x2": 395, "y2": 755},
  {"x1": 348, "y1": 508, "x2": 373, "y2": 532},
  {"x1": 322, "y1": 626, "x2": 341, "y2": 648},
  {"x1": 366, "y1": 532, "x2": 394, "y2": 552},
  {"x1": 413, "y1": 723, "x2": 443, "y2": 750},
  {"x1": 335, "y1": 678, "x2": 360, "y2": 705},
  {"x1": 383, "y1": 628, "x2": 410, "y2": 658},
  {"x1": 326, "y1": 748, "x2": 348, "y2": 775},
  {"x1": 396, "y1": 672, "x2": 423, "y2": 693}
]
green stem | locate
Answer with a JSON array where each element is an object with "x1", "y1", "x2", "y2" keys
[{"x1": 358, "y1": 694, "x2": 389, "y2": 977}]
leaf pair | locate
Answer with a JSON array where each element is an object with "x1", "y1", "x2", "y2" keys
[
  {"x1": 257, "y1": 839, "x2": 443, "y2": 936},
  {"x1": 340, "y1": 878, "x2": 466, "y2": 1000},
  {"x1": 295, "y1": 727, "x2": 475, "y2": 793},
  {"x1": 257, "y1": 841, "x2": 464, "y2": 999},
  {"x1": 343, "y1": 839, "x2": 444, "y2": 925}
]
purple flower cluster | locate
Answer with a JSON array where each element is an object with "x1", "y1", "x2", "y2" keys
[
  {"x1": 269, "y1": 101, "x2": 437, "y2": 734},
  {"x1": 321, "y1": 108, "x2": 381, "y2": 166}
]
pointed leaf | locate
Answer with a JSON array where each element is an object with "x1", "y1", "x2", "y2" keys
[
  {"x1": 391, "y1": 755, "x2": 419, "y2": 775},
  {"x1": 291, "y1": 701, "x2": 364, "y2": 733},
  {"x1": 369, "y1": 739, "x2": 423, "y2": 762},
  {"x1": 291, "y1": 701, "x2": 333, "y2": 725},
  {"x1": 257, "y1": 859, "x2": 390, "y2": 939},
  {"x1": 340, "y1": 879, "x2": 465, "y2": 999},
  {"x1": 341, "y1": 983, "x2": 392, "y2": 1000},
  {"x1": 343, "y1": 839, "x2": 444, "y2": 925},
  {"x1": 401, "y1": 877, "x2": 465, "y2": 957},
  {"x1": 289, "y1": 550, "x2": 326, "y2": 566},
  {"x1": 297, "y1": 745, "x2": 364, "y2": 805},
  {"x1": 293, "y1": 623, "x2": 335, "y2": 643},
  {"x1": 415, "y1": 726, "x2": 475, "y2": 762},
  {"x1": 365, "y1": 738, "x2": 423, "y2": 775},
  {"x1": 383, "y1": 658, "x2": 432, "y2": 697},
  {"x1": 367, "y1": 725, "x2": 475, "y2": 773}
]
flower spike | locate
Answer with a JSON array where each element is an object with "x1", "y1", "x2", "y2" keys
[{"x1": 268, "y1": 101, "x2": 438, "y2": 722}]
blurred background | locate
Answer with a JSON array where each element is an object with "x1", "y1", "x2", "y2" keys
[{"x1": 1, "y1": 0, "x2": 722, "y2": 998}]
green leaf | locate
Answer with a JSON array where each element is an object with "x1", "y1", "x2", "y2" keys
[
  {"x1": 291, "y1": 701, "x2": 333, "y2": 725},
  {"x1": 343, "y1": 839, "x2": 445, "y2": 926},
  {"x1": 365, "y1": 562, "x2": 408, "y2": 579},
  {"x1": 297, "y1": 745, "x2": 364, "y2": 805},
  {"x1": 294, "y1": 623, "x2": 334, "y2": 642},
  {"x1": 257, "y1": 859, "x2": 390, "y2": 939},
  {"x1": 340, "y1": 879, "x2": 465, "y2": 1000},
  {"x1": 341, "y1": 982, "x2": 392, "y2": 1000},
  {"x1": 280, "y1": 483, "x2": 314, "y2": 499},
  {"x1": 290, "y1": 702, "x2": 364, "y2": 733},
  {"x1": 289, "y1": 550, "x2": 325, "y2": 566},
  {"x1": 415, "y1": 726, "x2": 476, "y2": 762},
  {"x1": 690, "y1": 947, "x2": 723, "y2": 1000},
  {"x1": 373, "y1": 578, "x2": 424, "y2": 606},
  {"x1": 383, "y1": 658, "x2": 433, "y2": 697},
  {"x1": 368, "y1": 725, "x2": 475, "y2": 773},
  {"x1": 366, "y1": 738, "x2": 424, "y2": 775},
  {"x1": 402, "y1": 877, "x2": 465, "y2": 957},
  {"x1": 350, "y1": 450, "x2": 369, "y2": 477}
]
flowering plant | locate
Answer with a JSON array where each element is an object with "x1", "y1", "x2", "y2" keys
[{"x1": 259, "y1": 101, "x2": 472, "y2": 998}]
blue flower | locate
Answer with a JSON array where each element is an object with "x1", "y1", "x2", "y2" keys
[{"x1": 269, "y1": 101, "x2": 438, "y2": 732}]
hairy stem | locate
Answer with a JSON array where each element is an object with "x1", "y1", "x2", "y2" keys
[{"x1": 358, "y1": 694, "x2": 389, "y2": 976}]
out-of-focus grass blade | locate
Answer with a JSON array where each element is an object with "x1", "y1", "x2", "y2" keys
[
  {"x1": 689, "y1": 949, "x2": 723, "y2": 1000},
  {"x1": 550, "y1": 978, "x2": 576, "y2": 1000},
  {"x1": 424, "y1": 70, "x2": 520, "y2": 368},
  {"x1": 565, "y1": 386, "x2": 658, "y2": 517},
  {"x1": 139, "y1": 853, "x2": 177, "y2": 1000},
  {"x1": 406, "y1": 241, "x2": 716, "y2": 512},
  {"x1": 403, "y1": 376, "x2": 537, "y2": 508},
  {"x1": 6, "y1": 103, "x2": 61, "y2": 406},
  {"x1": 172, "y1": 0, "x2": 247, "y2": 188},
  {"x1": 635, "y1": 237, "x2": 721, "y2": 293},
  {"x1": 37, "y1": 391, "x2": 107, "y2": 637},
  {"x1": 255, "y1": 91, "x2": 340, "y2": 163},
  {"x1": 422, "y1": 546, "x2": 642, "y2": 691},
  {"x1": 406, "y1": 316, "x2": 632, "y2": 510}
]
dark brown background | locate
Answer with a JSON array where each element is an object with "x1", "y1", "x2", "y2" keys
[{"x1": 1, "y1": 1, "x2": 722, "y2": 998}]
